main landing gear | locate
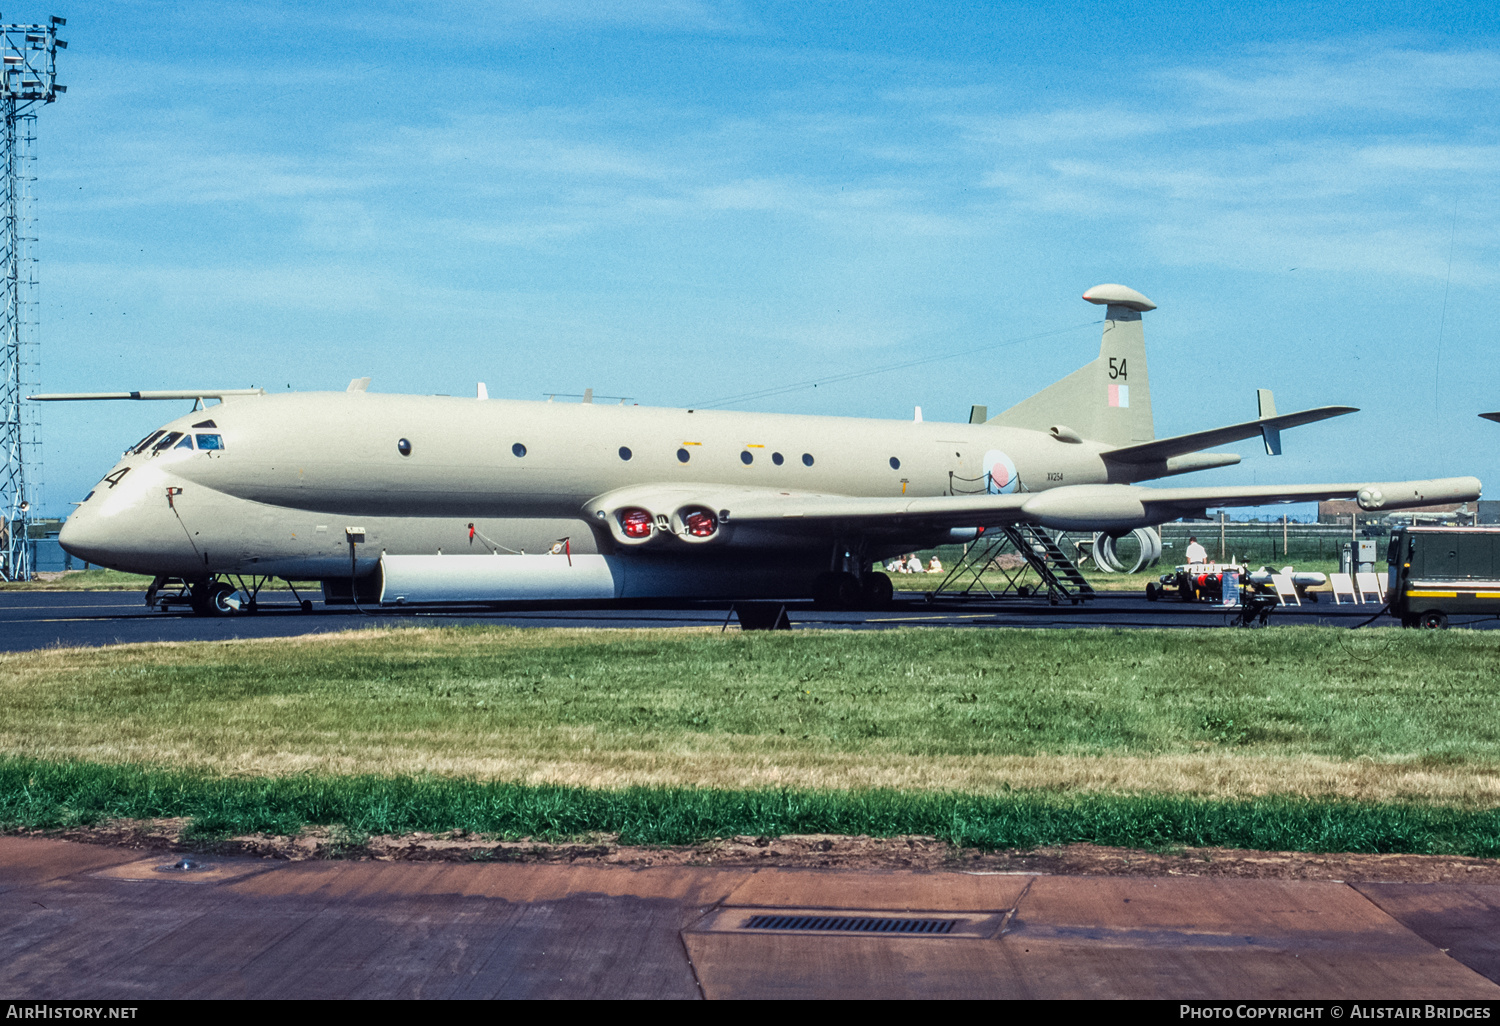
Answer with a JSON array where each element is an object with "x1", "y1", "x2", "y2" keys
[{"x1": 811, "y1": 571, "x2": 893, "y2": 610}]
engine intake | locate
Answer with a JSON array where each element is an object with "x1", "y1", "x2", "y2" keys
[
  {"x1": 613, "y1": 506, "x2": 655, "y2": 545},
  {"x1": 672, "y1": 505, "x2": 721, "y2": 543}
]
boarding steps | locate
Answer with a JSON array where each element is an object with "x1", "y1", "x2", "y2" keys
[{"x1": 930, "y1": 524, "x2": 1094, "y2": 605}]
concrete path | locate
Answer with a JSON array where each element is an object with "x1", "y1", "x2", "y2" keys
[{"x1": 2, "y1": 838, "x2": 1497, "y2": 999}]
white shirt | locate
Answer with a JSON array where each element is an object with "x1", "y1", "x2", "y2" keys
[{"x1": 1185, "y1": 541, "x2": 1209, "y2": 563}]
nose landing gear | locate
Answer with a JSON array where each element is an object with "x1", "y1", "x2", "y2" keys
[
  {"x1": 152, "y1": 574, "x2": 311, "y2": 615},
  {"x1": 190, "y1": 580, "x2": 238, "y2": 616}
]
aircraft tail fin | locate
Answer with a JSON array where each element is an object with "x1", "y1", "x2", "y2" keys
[{"x1": 988, "y1": 284, "x2": 1155, "y2": 447}]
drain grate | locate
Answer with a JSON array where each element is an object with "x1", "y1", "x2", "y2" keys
[{"x1": 742, "y1": 914, "x2": 959, "y2": 935}]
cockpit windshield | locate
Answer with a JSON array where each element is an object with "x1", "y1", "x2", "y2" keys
[
  {"x1": 129, "y1": 430, "x2": 165, "y2": 455},
  {"x1": 128, "y1": 429, "x2": 224, "y2": 457}
]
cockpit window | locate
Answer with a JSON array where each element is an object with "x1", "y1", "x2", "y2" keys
[
  {"x1": 130, "y1": 430, "x2": 165, "y2": 455},
  {"x1": 151, "y1": 432, "x2": 183, "y2": 452},
  {"x1": 174, "y1": 435, "x2": 195, "y2": 450},
  {"x1": 195, "y1": 433, "x2": 224, "y2": 450}
]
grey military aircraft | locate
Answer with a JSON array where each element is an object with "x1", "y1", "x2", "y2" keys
[{"x1": 36, "y1": 284, "x2": 1481, "y2": 615}]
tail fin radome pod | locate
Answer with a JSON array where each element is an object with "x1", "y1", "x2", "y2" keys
[{"x1": 989, "y1": 283, "x2": 1156, "y2": 447}]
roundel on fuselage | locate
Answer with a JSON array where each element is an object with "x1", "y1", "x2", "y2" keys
[{"x1": 983, "y1": 450, "x2": 1019, "y2": 494}]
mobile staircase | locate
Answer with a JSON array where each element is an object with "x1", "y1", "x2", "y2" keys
[{"x1": 930, "y1": 524, "x2": 1095, "y2": 605}]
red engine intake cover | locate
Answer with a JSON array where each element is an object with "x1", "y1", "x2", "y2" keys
[
  {"x1": 684, "y1": 510, "x2": 717, "y2": 537},
  {"x1": 620, "y1": 508, "x2": 652, "y2": 538}
]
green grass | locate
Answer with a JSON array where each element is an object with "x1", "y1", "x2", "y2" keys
[
  {"x1": 3, "y1": 757, "x2": 1498, "y2": 856},
  {"x1": 2, "y1": 626, "x2": 1499, "y2": 808},
  {"x1": 0, "y1": 569, "x2": 156, "y2": 591}
]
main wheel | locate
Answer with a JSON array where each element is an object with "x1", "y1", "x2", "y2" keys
[
  {"x1": 1420, "y1": 610, "x2": 1449, "y2": 630},
  {"x1": 1145, "y1": 582, "x2": 1159, "y2": 602},
  {"x1": 861, "y1": 572, "x2": 894, "y2": 609},
  {"x1": 812, "y1": 572, "x2": 862, "y2": 609}
]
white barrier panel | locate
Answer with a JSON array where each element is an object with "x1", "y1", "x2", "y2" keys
[{"x1": 380, "y1": 554, "x2": 621, "y2": 604}]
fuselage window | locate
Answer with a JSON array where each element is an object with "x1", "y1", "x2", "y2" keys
[
  {"x1": 802, "y1": 453, "x2": 814, "y2": 467},
  {"x1": 151, "y1": 432, "x2": 183, "y2": 452},
  {"x1": 174, "y1": 435, "x2": 195, "y2": 450},
  {"x1": 677, "y1": 447, "x2": 690, "y2": 463},
  {"x1": 196, "y1": 434, "x2": 224, "y2": 450},
  {"x1": 740, "y1": 450, "x2": 753, "y2": 465},
  {"x1": 397, "y1": 438, "x2": 412, "y2": 456},
  {"x1": 512, "y1": 442, "x2": 526, "y2": 458},
  {"x1": 130, "y1": 430, "x2": 164, "y2": 455},
  {"x1": 889, "y1": 456, "x2": 900, "y2": 470},
  {"x1": 619, "y1": 446, "x2": 632, "y2": 461},
  {"x1": 771, "y1": 452, "x2": 784, "y2": 466}
]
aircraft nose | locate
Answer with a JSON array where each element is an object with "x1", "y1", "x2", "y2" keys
[{"x1": 58, "y1": 509, "x2": 116, "y2": 567}]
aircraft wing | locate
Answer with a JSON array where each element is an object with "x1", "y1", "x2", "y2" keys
[
  {"x1": 27, "y1": 388, "x2": 266, "y2": 402},
  {"x1": 585, "y1": 476, "x2": 1481, "y2": 540},
  {"x1": 1105, "y1": 477, "x2": 1479, "y2": 522},
  {"x1": 1101, "y1": 406, "x2": 1357, "y2": 464}
]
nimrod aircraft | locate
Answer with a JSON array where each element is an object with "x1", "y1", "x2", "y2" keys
[{"x1": 38, "y1": 284, "x2": 1480, "y2": 615}]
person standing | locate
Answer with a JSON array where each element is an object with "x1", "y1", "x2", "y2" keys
[{"x1": 1185, "y1": 536, "x2": 1209, "y2": 564}]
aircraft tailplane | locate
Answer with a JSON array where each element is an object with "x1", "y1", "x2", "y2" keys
[{"x1": 989, "y1": 283, "x2": 1155, "y2": 447}]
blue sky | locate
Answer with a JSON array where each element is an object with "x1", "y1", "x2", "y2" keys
[{"x1": 27, "y1": 1, "x2": 1500, "y2": 515}]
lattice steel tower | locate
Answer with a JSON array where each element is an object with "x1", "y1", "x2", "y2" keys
[{"x1": 0, "y1": 14, "x2": 63, "y2": 581}]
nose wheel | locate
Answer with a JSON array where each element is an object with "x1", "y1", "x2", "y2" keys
[{"x1": 190, "y1": 580, "x2": 238, "y2": 617}]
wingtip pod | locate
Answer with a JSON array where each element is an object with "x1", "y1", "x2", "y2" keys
[
  {"x1": 1357, "y1": 477, "x2": 1482, "y2": 512},
  {"x1": 1082, "y1": 283, "x2": 1156, "y2": 312}
]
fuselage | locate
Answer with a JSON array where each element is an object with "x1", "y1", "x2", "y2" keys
[{"x1": 60, "y1": 391, "x2": 1129, "y2": 595}]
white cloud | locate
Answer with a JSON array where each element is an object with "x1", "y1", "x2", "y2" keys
[{"x1": 968, "y1": 43, "x2": 1500, "y2": 282}]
